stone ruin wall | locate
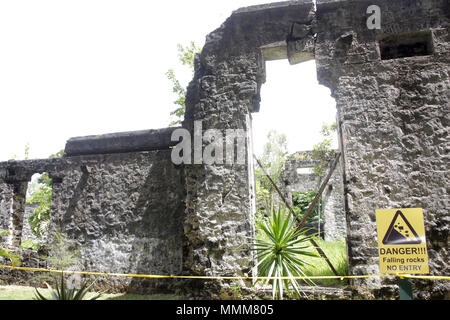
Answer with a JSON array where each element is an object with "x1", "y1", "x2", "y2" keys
[
  {"x1": 183, "y1": 0, "x2": 449, "y2": 299},
  {"x1": 0, "y1": 133, "x2": 185, "y2": 293},
  {"x1": 0, "y1": 0, "x2": 448, "y2": 299},
  {"x1": 315, "y1": 0, "x2": 449, "y2": 299}
]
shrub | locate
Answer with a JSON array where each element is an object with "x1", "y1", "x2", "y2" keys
[
  {"x1": 252, "y1": 205, "x2": 318, "y2": 299},
  {"x1": 34, "y1": 272, "x2": 102, "y2": 300}
]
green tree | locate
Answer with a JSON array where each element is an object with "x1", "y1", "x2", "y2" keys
[
  {"x1": 27, "y1": 180, "x2": 52, "y2": 238},
  {"x1": 26, "y1": 150, "x2": 65, "y2": 238},
  {"x1": 312, "y1": 122, "x2": 337, "y2": 177},
  {"x1": 166, "y1": 41, "x2": 201, "y2": 126},
  {"x1": 49, "y1": 149, "x2": 66, "y2": 159},
  {"x1": 292, "y1": 191, "x2": 322, "y2": 223}
]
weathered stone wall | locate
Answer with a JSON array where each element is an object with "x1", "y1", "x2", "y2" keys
[
  {"x1": 0, "y1": 0, "x2": 447, "y2": 299},
  {"x1": 50, "y1": 151, "x2": 185, "y2": 292},
  {"x1": 183, "y1": 0, "x2": 448, "y2": 299},
  {"x1": 315, "y1": 0, "x2": 449, "y2": 299},
  {"x1": 0, "y1": 182, "x2": 12, "y2": 232},
  {"x1": 280, "y1": 151, "x2": 346, "y2": 241},
  {"x1": 0, "y1": 149, "x2": 185, "y2": 292},
  {"x1": 0, "y1": 249, "x2": 48, "y2": 287},
  {"x1": 181, "y1": 1, "x2": 316, "y2": 296}
]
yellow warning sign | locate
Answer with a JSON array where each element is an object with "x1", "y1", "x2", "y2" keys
[{"x1": 376, "y1": 208, "x2": 429, "y2": 274}]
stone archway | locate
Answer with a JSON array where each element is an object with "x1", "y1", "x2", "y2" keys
[{"x1": 182, "y1": 0, "x2": 449, "y2": 299}]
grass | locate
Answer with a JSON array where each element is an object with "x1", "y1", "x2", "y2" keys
[
  {"x1": 0, "y1": 285, "x2": 183, "y2": 300},
  {"x1": 301, "y1": 237, "x2": 349, "y2": 286}
]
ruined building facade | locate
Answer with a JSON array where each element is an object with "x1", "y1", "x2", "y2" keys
[{"x1": 1, "y1": 0, "x2": 448, "y2": 299}]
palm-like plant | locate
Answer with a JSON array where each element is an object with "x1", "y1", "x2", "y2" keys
[
  {"x1": 253, "y1": 205, "x2": 318, "y2": 299},
  {"x1": 34, "y1": 272, "x2": 102, "y2": 300}
]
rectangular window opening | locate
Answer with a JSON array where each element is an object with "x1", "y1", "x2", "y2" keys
[{"x1": 379, "y1": 30, "x2": 434, "y2": 60}]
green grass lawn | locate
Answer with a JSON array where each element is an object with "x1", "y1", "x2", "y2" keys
[
  {"x1": 301, "y1": 237, "x2": 349, "y2": 286},
  {"x1": 0, "y1": 285, "x2": 183, "y2": 300}
]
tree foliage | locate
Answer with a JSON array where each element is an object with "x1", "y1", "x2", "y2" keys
[
  {"x1": 27, "y1": 180, "x2": 52, "y2": 238},
  {"x1": 292, "y1": 191, "x2": 322, "y2": 223},
  {"x1": 26, "y1": 149, "x2": 65, "y2": 238},
  {"x1": 312, "y1": 122, "x2": 337, "y2": 177},
  {"x1": 32, "y1": 231, "x2": 83, "y2": 288},
  {"x1": 166, "y1": 41, "x2": 201, "y2": 126}
]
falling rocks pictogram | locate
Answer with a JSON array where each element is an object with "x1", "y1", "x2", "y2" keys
[{"x1": 382, "y1": 210, "x2": 422, "y2": 245}]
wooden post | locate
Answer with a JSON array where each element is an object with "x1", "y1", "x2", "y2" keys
[{"x1": 295, "y1": 152, "x2": 341, "y2": 232}]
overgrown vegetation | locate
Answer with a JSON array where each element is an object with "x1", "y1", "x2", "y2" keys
[
  {"x1": 26, "y1": 173, "x2": 52, "y2": 238},
  {"x1": 292, "y1": 191, "x2": 322, "y2": 223},
  {"x1": 34, "y1": 272, "x2": 102, "y2": 300},
  {"x1": 253, "y1": 122, "x2": 347, "y2": 297},
  {"x1": 301, "y1": 238, "x2": 348, "y2": 286},
  {"x1": 0, "y1": 285, "x2": 183, "y2": 300},
  {"x1": 25, "y1": 149, "x2": 65, "y2": 239},
  {"x1": 0, "y1": 230, "x2": 21, "y2": 267},
  {"x1": 253, "y1": 206, "x2": 348, "y2": 295},
  {"x1": 253, "y1": 205, "x2": 318, "y2": 299}
]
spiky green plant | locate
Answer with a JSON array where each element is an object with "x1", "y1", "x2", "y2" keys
[
  {"x1": 253, "y1": 205, "x2": 318, "y2": 299},
  {"x1": 34, "y1": 272, "x2": 102, "y2": 300}
]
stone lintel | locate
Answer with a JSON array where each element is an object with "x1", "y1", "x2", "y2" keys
[{"x1": 64, "y1": 126, "x2": 181, "y2": 156}]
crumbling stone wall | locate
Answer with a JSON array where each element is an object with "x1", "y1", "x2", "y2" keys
[
  {"x1": 0, "y1": 0, "x2": 448, "y2": 300},
  {"x1": 183, "y1": 0, "x2": 449, "y2": 299},
  {"x1": 314, "y1": 0, "x2": 449, "y2": 299},
  {"x1": 0, "y1": 146, "x2": 185, "y2": 292},
  {"x1": 181, "y1": 1, "x2": 316, "y2": 296},
  {"x1": 280, "y1": 151, "x2": 346, "y2": 241}
]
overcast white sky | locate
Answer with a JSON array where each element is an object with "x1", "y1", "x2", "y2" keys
[{"x1": 0, "y1": 0, "x2": 336, "y2": 161}]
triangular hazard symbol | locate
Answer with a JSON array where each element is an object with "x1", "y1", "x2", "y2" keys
[{"x1": 382, "y1": 210, "x2": 421, "y2": 245}]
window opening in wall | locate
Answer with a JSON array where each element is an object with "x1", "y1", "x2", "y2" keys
[
  {"x1": 379, "y1": 30, "x2": 434, "y2": 60},
  {"x1": 252, "y1": 57, "x2": 348, "y2": 288},
  {"x1": 23, "y1": 172, "x2": 52, "y2": 250}
]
